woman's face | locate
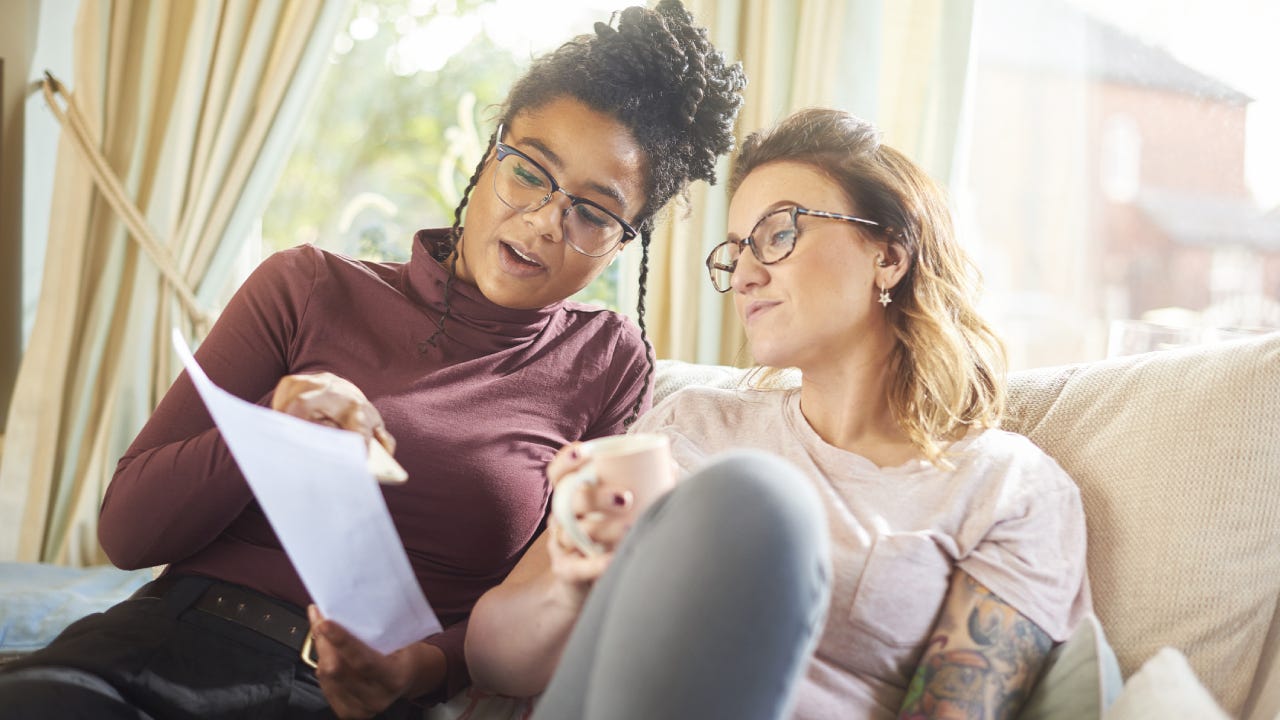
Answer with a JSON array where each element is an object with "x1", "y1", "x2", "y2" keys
[
  {"x1": 455, "y1": 97, "x2": 647, "y2": 310},
  {"x1": 727, "y1": 161, "x2": 901, "y2": 371}
]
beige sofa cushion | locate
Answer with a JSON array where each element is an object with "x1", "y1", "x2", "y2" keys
[{"x1": 1003, "y1": 333, "x2": 1280, "y2": 717}]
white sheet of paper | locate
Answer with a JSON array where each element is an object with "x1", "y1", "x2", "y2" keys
[{"x1": 171, "y1": 329, "x2": 441, "y2": 654}]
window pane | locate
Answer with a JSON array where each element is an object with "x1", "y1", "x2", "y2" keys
[{"x1": 963, "y1": 0, "x2": 1280, "y2": 368}]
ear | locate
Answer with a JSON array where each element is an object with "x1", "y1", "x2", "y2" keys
[{"x1": 874, "y1": 242, "x2": 910, "y2": 289}]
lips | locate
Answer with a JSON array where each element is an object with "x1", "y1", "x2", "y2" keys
[
  {"x1": 497, "y1": 240, "x2": 547, "y2": 278},
  {"x1": 502, "y1": 241, "x2": 543, "y2": 267},
  {"x1": 743, "y1": 299, "x2": 781, "y2": 324}
]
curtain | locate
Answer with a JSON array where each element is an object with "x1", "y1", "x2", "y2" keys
[
  {"x1": 640, "y1": 0, "x2": 976, "y2": 366},
  {"x1": 0, "y1": 0, "x2": 347, "y2": 565}
]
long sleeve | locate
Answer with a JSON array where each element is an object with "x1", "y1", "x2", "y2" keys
[
  {"x1": 582, "y1": 313, "x2": 652, "y2": 440},
  {"x1": 420, "y1": 619, "x2": 470, "y2": 704},
  {"x1": 99, "y1": 248, "x2": 317, "y2": 569}
]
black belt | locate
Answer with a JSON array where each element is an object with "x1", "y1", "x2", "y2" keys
[{"x1": 131, "y1": 576, "x2": 310, "y2": 654}]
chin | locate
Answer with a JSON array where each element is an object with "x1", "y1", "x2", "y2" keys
[
  {"x1": 479, "y1": 280, "x2": 546, "y2": 310},
  {"x1": 746, "y1": 342, "x2": 793, "y2": 370}
]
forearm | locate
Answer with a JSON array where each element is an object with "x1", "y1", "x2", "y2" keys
[
  {"x1": 465, "y1": 536, "x2": 585, "y2": 696},
  {"x1": 898, "y1": 572, "x2": 1051, "y2": 720}
]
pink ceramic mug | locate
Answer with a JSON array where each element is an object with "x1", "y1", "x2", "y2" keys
[{"x1": 551, "y1": 433, "x2": 675, "y2": 556}]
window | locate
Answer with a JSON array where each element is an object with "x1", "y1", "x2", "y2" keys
[
  {"x1": 961, "y1": 0, "x2": 1280, "y2": 367},
  {"x1": 261, "y1": 0, "x2": 624, "y2": 309}
]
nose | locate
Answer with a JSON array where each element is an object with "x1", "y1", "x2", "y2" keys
[
  {"x1": 521, "y1": 191, "x2": 571, "y2": 243},
  {"x1": 730, "y1": 243, "x2": 769, "y2": 293}
]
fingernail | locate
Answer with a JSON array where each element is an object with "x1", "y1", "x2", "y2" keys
[{"x1": 307, "y1": 605, "x2": 318, "y2": 623}]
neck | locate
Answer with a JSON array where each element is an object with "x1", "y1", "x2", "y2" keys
[{"x1": 795, "y1": 335, "x2": 919, "y2": 467}]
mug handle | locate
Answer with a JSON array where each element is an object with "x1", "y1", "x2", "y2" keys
[{"x1": 551, "y1": 467, "x2": 606, "y2": 557}]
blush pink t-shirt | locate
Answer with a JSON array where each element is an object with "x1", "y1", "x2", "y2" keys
[{"x1": 632, "y1": 386, "x2": 1092, "y2": 720}]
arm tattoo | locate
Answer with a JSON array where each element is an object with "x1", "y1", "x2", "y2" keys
[{"x1": 899, "y1": 574, "x2": 1052, "y2": 720}]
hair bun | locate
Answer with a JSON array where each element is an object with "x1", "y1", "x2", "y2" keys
[{"x1": 501, "y1": 0, "x2": 745, "y2": 223}]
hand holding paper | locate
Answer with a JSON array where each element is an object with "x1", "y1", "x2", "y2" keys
[{"x1": 171, "y1": 329, "x2": 440, "y2": 654}]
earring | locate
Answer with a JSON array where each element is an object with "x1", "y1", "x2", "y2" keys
[{"x1": 878, "y1": 284, "x2": 892, "y2": 307}]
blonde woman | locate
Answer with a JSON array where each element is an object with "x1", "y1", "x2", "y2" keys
[{"x1": 468, "y1": 108, "x2": 1091, "y2": 719}]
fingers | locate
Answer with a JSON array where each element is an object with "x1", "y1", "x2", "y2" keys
[
  {"x1": 547, "y1": 521, "x2": 614, "y2": 585},
  {"x1": 372, "y1": 425, "x2": 396, "y2": 455},
  {"x1": 270, "y1": 373, "x2": 392, "y2": 446},
  {"x1": 548, "y1": 444, "x2": 633, "y2": 517},
  {"x1": 546, "y1": 442, "x2": 591, "y2": 487},
  {"x1": 307, "y1": 605, "x2": 395, "y2": 719}
]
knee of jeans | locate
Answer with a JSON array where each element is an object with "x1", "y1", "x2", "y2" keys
[{"x1": 681, "y1": 450, "x2": 830, "y2": 566}]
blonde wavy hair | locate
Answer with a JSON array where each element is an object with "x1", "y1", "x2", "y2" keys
[{"x1": 729, "y1": 108, "x2": 1007, "y2": 464}]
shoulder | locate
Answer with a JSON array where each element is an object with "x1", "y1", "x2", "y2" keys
[
  {"x1": 250, "y1": 244, "x2": 372, "y2": 284},
  {"x1": 559, "y1": 302, "x2": 639, "y2": 334},
  {"x1": 636, "y1": 385, "x2": 775, "y2": 433},
  {"x1": 950, "y1": 428, "x2": 1079, "y2": 498},
  {"x1": 254, "y1": 244, "x2": 406, "y2": 299},
  {"x1": 557, "y1": 304, "x2": 646, "y2": 358}
]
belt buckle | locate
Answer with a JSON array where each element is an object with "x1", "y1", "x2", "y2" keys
[{"x1": 300, "y1": 628, "x2": 320, "y2": 669}]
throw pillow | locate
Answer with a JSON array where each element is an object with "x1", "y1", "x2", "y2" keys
[
  {"x1": 1020, "y1": 614, "x2": 1123, "y2": 720},
  {"x1": 1104, "y1": 647, "x2": 1229, "y2": 720}
]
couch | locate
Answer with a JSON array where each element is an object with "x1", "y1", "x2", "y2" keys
[
  {"x1": 3, "y1": 332, "x2": 1278, "y2": 719},
  {"x1": 653, "y1": 331, "x2": 1280, "y2": 720}
]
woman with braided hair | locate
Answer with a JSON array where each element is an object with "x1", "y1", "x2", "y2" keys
[
  {"x1": 471, "y1": 108, "x2": 1090, "y2": 720},
  {"x1": 0, "y1": 3, "x2": 744, "y2": 719}
]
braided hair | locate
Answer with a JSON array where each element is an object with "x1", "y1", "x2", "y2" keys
[{"x1": 430, "y1": 0, "x2": 746, "y2": 425}]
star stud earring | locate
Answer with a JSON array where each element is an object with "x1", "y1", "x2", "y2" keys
[{"x1": 878, "y1": 284, "x2": 892, "y2": 307}]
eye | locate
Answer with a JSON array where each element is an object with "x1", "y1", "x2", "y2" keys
[
  {"x1": 511, "y1": 161, "x2": 546, "y2": 189},
  {"x1": 767, "y1": 227, "x2": 797, "y2": 249},
  {"x1": 572, "y1": 203, "x2": 614, "y2": 229}
]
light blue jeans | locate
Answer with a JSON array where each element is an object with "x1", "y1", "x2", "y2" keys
[{"x1": 533, "y1": 450, "x2": 831, "y2": 720}]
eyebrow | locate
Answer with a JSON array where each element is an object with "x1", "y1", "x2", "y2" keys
[
  {"x1": 517, "y1": 136, "x2": 632, "y2": 213},
  {"x1": 727, "y1": 202, "x2": 803, "y2": 240}
]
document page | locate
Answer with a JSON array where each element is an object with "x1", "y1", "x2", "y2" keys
[{"x1": 171, "y1": 329, "x2": 441, "y2": 654}]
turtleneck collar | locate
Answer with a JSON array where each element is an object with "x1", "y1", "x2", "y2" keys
[{"x1": 401, "y1": 229, "x2": 561, "y2": 354}]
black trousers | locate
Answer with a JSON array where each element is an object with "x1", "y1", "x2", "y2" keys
[{"x1": 0, "y1": 575, "x2": 416, "y2": 720}]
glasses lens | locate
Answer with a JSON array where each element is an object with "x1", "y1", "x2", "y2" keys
[
  {"x1": 495, "y1": 149, "x2": 624, "y2": 257},
  {"x1": 563, "y1": 203, "x2": 625, "y2": 257},
  {"x1": 706, "y1": 241, "x2": 740, "y2": 292},
  {"x1": 752, "y1": 210, "x2": 799, "y2": 264},
  {"x1": 495, "y1": 152, "x2": 551, "y2": 211}
]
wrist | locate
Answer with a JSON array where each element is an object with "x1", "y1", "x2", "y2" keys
[
  {"x1": 549, "y1": 572, "x2": 593, "y2": 612},
  {"x1": 400, "y1": 642, "x2": 447, "y2": 701}
]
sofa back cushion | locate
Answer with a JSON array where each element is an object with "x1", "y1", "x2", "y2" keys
[{"x1": 1002, "y1": 333, "x2": 1280, "y2": 717}]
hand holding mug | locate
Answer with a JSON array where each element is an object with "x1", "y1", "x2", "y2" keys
[{"x1": 550, "y1": 434, "x2": 676, "y2": 558}]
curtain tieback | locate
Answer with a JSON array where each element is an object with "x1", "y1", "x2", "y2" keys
[{"x1": 40, "y1": 71, "x2": 214, "y2": 335}]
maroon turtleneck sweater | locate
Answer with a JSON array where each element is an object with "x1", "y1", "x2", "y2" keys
[{"x1": 100, "y1": 229, "x2": 650, "y2": 701}]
